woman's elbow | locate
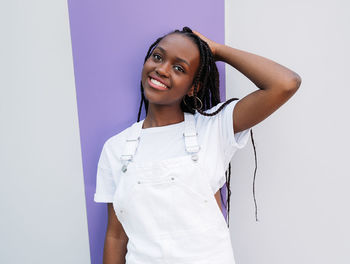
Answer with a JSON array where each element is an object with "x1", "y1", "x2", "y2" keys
[{"x1": 285, "y1": 72, "x2": 302, "y2": 93}]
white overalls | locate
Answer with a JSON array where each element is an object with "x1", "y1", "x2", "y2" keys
[{"x1": 113, "y1": 112, "x2": 236, "y2": 264}]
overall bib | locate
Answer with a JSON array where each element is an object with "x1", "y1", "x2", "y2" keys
[{"x1": 113, "y1": 112, "x2": 236, "y2": 264}]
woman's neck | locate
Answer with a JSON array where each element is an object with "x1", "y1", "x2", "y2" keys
[{"x1": 143, "y1": 103, "x2": 184, "y2": 129}]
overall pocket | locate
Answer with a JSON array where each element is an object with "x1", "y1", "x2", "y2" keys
[{"x1": 114, "y1": 170, "x2": 218, "y2": 238}]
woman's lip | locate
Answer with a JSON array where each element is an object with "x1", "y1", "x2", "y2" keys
[{"x1": 147, "y1": 77, "x2": 169, "y2": 91}]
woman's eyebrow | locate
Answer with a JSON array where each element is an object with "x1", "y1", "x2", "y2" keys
[{"x1": 155, "y1": 46, "x2": 190, "y2": 66}]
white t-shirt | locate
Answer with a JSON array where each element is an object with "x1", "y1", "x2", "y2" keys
[{"x1": 94, "y1": 99, "x2": 251, "y2": 203}]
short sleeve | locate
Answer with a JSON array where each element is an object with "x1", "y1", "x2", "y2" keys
[
  {"x1": 198, "y1": 99, "x2": 252, "y2": 194},
  {"x1": 218, "y1": 99, "x2": 251, "y2": 168},
  {"x1": 93, "y1": 141, "x2": 116, "y2": 203}
]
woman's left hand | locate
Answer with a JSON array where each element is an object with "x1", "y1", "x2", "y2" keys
[{"x1": 192, "y1": 30, "x2": 221, "y2": 60}]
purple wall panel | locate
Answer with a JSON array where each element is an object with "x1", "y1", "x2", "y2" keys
[{"x1": 67, "y1": 1, "x2": 225, "y2": 262}]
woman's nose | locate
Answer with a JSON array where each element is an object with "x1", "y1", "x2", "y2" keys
[{"x1": 155, "y1": 62, "x2": 170, "y2": 78}]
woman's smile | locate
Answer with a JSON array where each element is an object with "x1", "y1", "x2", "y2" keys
[{"x1": 148, "y1": 76, "x2": 169, "y2": 91}]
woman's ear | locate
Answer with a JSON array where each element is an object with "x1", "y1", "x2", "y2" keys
[
  {"x1": 187, "y1": 86, "x2": 195, "y2": 97},
  {"x1": 187, "y1": 83, "x2": 201, "y2": 97}
]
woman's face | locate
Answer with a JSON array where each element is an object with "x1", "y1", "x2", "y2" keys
[{"x1": 141, "y1": 33, "x2": 200, "y2": 107}]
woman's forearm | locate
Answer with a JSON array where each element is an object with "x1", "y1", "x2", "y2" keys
[
  {"x1": 215, "y1": 44, "x2": 301, "y2": 91},
  {"x1": 103, "y1": 236, "x2": 128, "y2": 264}
]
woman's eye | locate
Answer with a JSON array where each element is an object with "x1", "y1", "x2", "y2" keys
[
  {"x1": 174, "y1": 65, "x2": 184, "y2": 72},
  {"x1": 153, "y1": 54, "x2": 162, "y2": 61}
]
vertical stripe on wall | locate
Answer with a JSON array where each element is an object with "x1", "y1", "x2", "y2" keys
[
  {"x1": 0, "y1": 1, "x2": 90, "y2": 263},
  {"x1": 67, "y1": 1, "x2": 225, "y2": 263}
]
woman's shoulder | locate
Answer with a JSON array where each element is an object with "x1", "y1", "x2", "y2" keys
[
  {"x1": 197, "y1": 100, "x2": 235, "y2": 114},
  {"x1": 103, "y1": 120, "x2": 140, "y2": 150},
  {"x1": 194, "y1": 101, "x2": 233, "y2": 121},
  {"x1": 193, "y1": 99, "x2": 240, "y2": 135}
]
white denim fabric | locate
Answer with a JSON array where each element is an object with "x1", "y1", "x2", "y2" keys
[
  {"x1": 94, "y1": 100, "x2": 251, "y2": 203},
  {"x1": 112, "y1": 112, "x2": 237, "y2": 264}
]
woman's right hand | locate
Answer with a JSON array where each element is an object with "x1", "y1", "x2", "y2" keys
[{"x1": 192, "y1": 30, "x2": 221, "y2": 60}]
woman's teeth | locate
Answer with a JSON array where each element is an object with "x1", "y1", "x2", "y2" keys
[{"x1": 150, "y1": 78, "x2": 167, "y2": 88}]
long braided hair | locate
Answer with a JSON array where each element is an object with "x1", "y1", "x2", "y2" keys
[{"x1": 137, "y1": 26, "x2": 259, "y2": 225}]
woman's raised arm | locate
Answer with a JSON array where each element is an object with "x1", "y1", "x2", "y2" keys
[{"x1": 193, "y1": 30, "x2": 302, "y2": 133}]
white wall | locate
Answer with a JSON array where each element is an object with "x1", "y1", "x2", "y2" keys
[
  {"x1": 225, "y1": 0, "x2": 350, "y2": 263},
  {"x1": 0, "y1": 1, "x2": 90, "y2": 263}
]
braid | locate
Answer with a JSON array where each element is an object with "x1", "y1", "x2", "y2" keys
[
  {"x1": 225, "y1": 163, "x2": 232, "y2": 227},
  {"x1": 138, "y1": 26, "x2": 259, "y2": 224},
  {"x1": 137, "y1": 37, "x2": 162, "y2": 122}
]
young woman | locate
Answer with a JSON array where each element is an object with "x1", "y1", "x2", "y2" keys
[{"x1": 94, "y1": 27, "x2": 301, "y2": 264}]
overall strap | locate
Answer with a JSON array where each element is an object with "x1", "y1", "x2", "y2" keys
[
  {"x1": 184, "y1": 112, "x2": 200, "y2": 161},
  {"x1": 120, "y1": 113, "x2": 200, "y2": 173},
  {"x1": 120, "y1": 120, "x2": 144, "y2": 173}
]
